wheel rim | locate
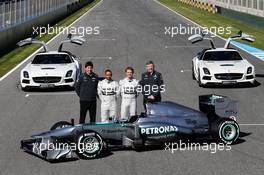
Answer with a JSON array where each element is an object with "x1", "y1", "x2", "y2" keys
[
  {"x1": 82, "y1": 136, "x2": 100, "y2": 154},
  {"x1": 221, "y1": 124, "x2": 237, "y2": 141}
]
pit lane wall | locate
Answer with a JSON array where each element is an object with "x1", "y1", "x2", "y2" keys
[
  {"x1": 177, "y1": 0, "x2": 218, "y2": 13},
  {"x1": 0, "y1": 0, "x2": 94, "y2": 54},
  {"x1": 177, "y1": 0, "x2": 264, "y2": 28},
  {"x1": 206, "y1": 0, "x2": 264, "y2": 18}
]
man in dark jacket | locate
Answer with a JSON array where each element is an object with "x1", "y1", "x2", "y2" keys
[
  {"x1": 140, "y1": 61, "x2": 164, "y2": 110},
  {"x1": 75, "y1": 61, "x2": 98, "y2": 123}
]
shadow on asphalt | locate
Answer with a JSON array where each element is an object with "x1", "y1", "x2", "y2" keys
[
  {"x1": 232, "y1": 132, "x2": 251, "y2": 145},
  {"x1": 202, "y1": 81, "x2": 261, "y2": 89},
  {"x1": 22, "y1": 86, "x2": 75, "y2": 92},
  {"x1": 256, "y1": 74, "x2": 264, "y2": 78}
]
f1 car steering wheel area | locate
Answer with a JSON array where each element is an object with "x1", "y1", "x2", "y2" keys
[{"x1": 50, "y1": 121, "x2": 72, "y2": 130}]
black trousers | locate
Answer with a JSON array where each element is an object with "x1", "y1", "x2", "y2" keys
[
  {"x1": 80, "y1": 100, "x2": 96, "y2": 124},
  {"x1": 143, "y1": 96, "x2": 161, "y2": 111}
]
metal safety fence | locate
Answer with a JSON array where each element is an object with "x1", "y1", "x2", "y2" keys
[
  {"x1": 201, "y1": 0, "x2": 264, "y2": 17},
  {"x1": 0, "y1": 0, "x2": 79, "y2": 30}
]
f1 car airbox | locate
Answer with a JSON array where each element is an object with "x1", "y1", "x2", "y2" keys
[{"x1": 199, "y1": 94, "x2": 238, "y2": 120}]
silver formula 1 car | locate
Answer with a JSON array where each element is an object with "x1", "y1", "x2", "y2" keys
[{"x1": 21, "y1": 94, "x2": 240, "y2": 161}]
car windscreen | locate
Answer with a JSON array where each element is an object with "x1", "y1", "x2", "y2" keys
[
  {"x1": 202, "y1": 51, "x2": 243, "y2": 61},
  {"x1": 32, "y1": 54, "x2": 72, "y2": 64}
]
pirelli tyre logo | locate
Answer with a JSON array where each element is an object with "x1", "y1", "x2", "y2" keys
[{"x1": 141, "y1": 126, "x2": 178, "y2": 135}]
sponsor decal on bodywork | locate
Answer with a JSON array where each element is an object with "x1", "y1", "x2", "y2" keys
[{"x1": 140, "y1": 125, "x2": 178, "y2": 135}]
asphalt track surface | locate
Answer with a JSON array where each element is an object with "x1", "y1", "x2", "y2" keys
[{"x1": 0, "y1": 0, "x2": 264, "y2": 174}]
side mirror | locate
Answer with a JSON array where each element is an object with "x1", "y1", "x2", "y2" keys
[{"x1": 67, "y1": 33, "x2": 72, "y2": 39}]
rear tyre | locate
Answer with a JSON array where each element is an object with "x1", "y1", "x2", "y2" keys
[
  {"x1": 251, "y1": 80, "x2": 257, "y2": 87},
  {"x1": 50, "y1": 121, "x2": 71, "y2": 130},
  {"x1": 211, "y1": 118, "x2": 239, "y2": 144},
  {"x1": 75, "y1": 131, "x2": 103, "y2": 159}
]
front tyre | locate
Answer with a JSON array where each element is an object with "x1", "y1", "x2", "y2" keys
[
  {"x1": 75, "y1": 131, "x2": 103, "y2": 159},
  {"x1": 192, "y1": 65, "x2": 195, "y2": 80},
  {"x1": 198, "y1": 70, "x2": 204, "y2": 87},
  {"x1": 211, "y1": 118, "x2": 239, "y2": 144},
  {"x1": 21, "y1": 86, "x2": 30, "y2": 91}
]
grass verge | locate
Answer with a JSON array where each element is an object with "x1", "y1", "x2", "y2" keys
[
  {"x1": 0, "y1": 0, "x2": 100, "y2": 78},
  {"x1": 158, "y1": 0, "x2": 264, "y2": 50}
]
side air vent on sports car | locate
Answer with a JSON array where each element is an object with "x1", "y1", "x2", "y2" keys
[
  {"x1": 33, "y1": 77, "x2": 61, "y2": 83},
  {"x1": 215, "y1": 73, "x2": 243, "y2": 80}
]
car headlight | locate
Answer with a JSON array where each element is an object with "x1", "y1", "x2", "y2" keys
[
  {"x1": 23, "y1": 71, "x2": 29, "y2": 78},
  {"x1": 203, "y1": 68, "x2": 210, "y2": 75},
  {"x1": 247, "y1": 67, "x2": 252, "y2": 74},
  {"x1": 66, "y1": 70, "x2": 73, "y2": 77}
]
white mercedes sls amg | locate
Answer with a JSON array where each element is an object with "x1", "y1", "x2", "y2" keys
[
  {"x1": 18, "y1": 34, "x2": 85, "y2": 90},
  {"x1": 189, "y1": 31, "x2": 256, "y2": 87}
]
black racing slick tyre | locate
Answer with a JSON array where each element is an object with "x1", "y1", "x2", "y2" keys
[
  {"x1": 75, "y1": 131, "x2": 103, "y2": 159},
  {"x1": 211, "y1": 118, "x2": 239, "y2": 144},
  {"x1": 50, "y1": 121, "x2": 71, "y2": 130}
]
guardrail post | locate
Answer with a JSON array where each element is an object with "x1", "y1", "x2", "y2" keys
[
  {"x1": 20, "y1": 0, "x2": 22, "y2": 23},
  {"x1": 3, "y1": 2, "x2": 5, "y2": 28},
  {"x1": 1, "y1": 3, "x2": 3, "y2": 28},
  {"x1": 9, "y1": 2, "x2": 11, "y2": 26},
  {"x1": 24, "y1": 0, "x2": 25, "y2": 22}
]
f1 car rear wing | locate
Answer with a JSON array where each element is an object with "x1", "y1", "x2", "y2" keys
[
  {"x1": 199, "y1": 94, "x2": 238, "y2": 121},
  {"x1": 17, "y1": 38, "x2": 49, "y2": 52},
  {"x1": 58, "y1": 34, "x2": 86, "y2": 52},
  {"x1": 188, "y1": 31, "x2": 255, "y2": 49}
]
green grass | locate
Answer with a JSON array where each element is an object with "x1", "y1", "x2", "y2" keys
[
  {"x1": 0, "y1": 0, "x2": 100, "y2": 77},
  {"x1": 159, "y1": 0, "x2": 264, "y2": 49}
]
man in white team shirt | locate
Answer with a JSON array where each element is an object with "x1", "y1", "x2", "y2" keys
[
  {"x1": 98, "y1": 69, "x2": 119, "y2": 122},
  {"x1": 119, "y1": 67, "x2": 139, "y2": 119}
]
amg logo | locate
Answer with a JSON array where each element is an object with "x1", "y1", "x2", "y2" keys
[{"x1": 141, "y1": 126, "x2": 178, "y2": 135}]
